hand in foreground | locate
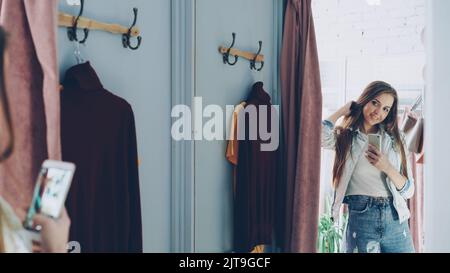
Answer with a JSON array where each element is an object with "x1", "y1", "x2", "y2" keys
[{"x1": 32, "y1": 208, "x2": 70, "y2": 253}]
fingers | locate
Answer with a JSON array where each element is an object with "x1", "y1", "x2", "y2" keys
[
  {"x1": 367, "y1": 144, "x2": 381, "y2": 164},
  {"x1": 33, "y1": 207, "x2": 69, "y2": 226},
  {"x1": 366, "y1": 149, "x2": 379, "y2": 166},
  {"x1": 366, "y1": 155, "x2": 377, "y2": 165},
  {"x1": 341, "y1": 101, "x2": 354, "y2": 116},
  {"x1": 368, "y1": 144, "x2": 380, "y2": 154},
  {"x1": 366, "y1": 149, "x2": 378, "y2": 160},
  {"x1": 32, "y1": 241, "x2": 42, "y2": 253},
  {"x1": 32, "y1": 213, "x2": 50, "y2": 227}
]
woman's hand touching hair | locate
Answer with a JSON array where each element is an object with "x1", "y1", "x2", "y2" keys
[{"x1": 326, "y1": 101, "x2": 355, "y2": 125}]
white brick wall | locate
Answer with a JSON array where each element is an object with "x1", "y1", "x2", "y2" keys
[{"x1": 313, "y1": 0, "x2": 426, "y2": 58}]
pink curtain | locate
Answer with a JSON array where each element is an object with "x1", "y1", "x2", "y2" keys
[
  {"x1": 399, "y1": 109, "x2": 424, "y2": 252},
  {"x1": 0, "y1": 0, "x2": 60, "y2": 219},
  {"x1": 280, "y1": 0, "x2": 322, "y2": 253},
  {"x1": 409, "y1": 153, "x2": 424, "y2": 252}
]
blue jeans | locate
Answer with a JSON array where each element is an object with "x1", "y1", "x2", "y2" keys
[{"x1": 344, "y1": 195, "x2": 415, "y2": 253}]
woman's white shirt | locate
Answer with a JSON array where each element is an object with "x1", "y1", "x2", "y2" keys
[{"x1": 0, "y1": 197, "x2": 32, "y2": 253}]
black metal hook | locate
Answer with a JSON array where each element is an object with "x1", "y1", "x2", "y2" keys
[
  {"x1": 122, "y1": 8, "x2": 142, "y2": 50},
  {"x1": 250, "y1": 41, "x2": 264, "y2": 71},
  {"x1": 67, "y1": 0, "x2": 89, "y2": 44},
  {"x1": 223, "y1": 33, "x2": 238, "y2": 66}
]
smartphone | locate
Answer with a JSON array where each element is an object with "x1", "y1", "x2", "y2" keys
[
  {"x1": 23, "y1": 160, "x2": 76, "y2": 231},
  {"x1": 368, "y1": 134, "x2": 382, "y2": 151}
]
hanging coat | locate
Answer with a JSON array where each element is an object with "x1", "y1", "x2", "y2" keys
[
  {"x1": 234, "y1": 82, "x2": 279, "y2": 252},
  {"x1": 61, "y1": 62, "x2": 142, "y2": 253}
]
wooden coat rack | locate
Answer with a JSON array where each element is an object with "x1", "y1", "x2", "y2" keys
[
  {"x1": 218, "y1": 46, "x2": 265, "y2": 63},
  {"x1": 58, "y1": 0, "x2": 142, "y2": 50},
  {"x1": 58, "y1": 12, "x2": 140, "y2": 37},
  {"x1": 219, "y1": 33, "x2": 265, "y2": 71}
]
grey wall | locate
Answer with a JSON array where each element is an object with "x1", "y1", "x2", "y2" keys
[
  {"x1": 57, "y1": 0, "x2": 172, "y2": 252},
  {"x1": 194, "y1": 0, "x2": 280, "y2": 252},
  {"x1": 424, "y1": 0, "x2": 450, "y2": 253}
]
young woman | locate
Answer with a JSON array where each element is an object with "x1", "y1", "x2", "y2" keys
[
  {"x1": 0, "y1": 27, "x2": 70, "y2": 253},
  {"x1": 322, "y1": 81, "x2": 415, "y2": 253}
]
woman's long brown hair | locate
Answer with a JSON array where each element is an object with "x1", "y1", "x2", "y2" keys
[{"x1": 332, "y1": 81, "x2": 407, "y2": 188}]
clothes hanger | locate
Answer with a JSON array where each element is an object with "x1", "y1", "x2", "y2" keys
[
  {"x1": 59, "y1": 42, "x2": 84, "y2": 92},
  {"x1": 410, "y1": 94, "x2": 423, "y2": 112},
  {"x1": 73, "y1": 41, "x2": 86, "y2": 64}
]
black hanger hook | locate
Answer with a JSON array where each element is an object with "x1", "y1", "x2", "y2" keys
[
  {"x1": 67, "y1": 0, "x2": 89, "y2": 44},
  {"x1": 250, "y1": 41, "x2": 264, "y2": 71},
  {"x1": 122, "y1": 7, "x2": 142, "y2": 50},
  {"x1": 223, "y1": 33, "x2": 238, "y2": 66}
]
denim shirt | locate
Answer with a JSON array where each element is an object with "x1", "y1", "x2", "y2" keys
[{"x1": 321, "y1": 120, "x2": 415, "y2": 224}]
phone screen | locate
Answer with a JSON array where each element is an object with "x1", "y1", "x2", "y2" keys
[
  {"x1": 368, "y1": 134, "x2": 381, "y2": 151},
  {"x1": 24, "y1": 162, "x2": 75, "y2": 230}
]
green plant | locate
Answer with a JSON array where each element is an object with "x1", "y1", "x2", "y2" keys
[{"x1": 317, "y1": 195, "x2": 348, "y2": 253}]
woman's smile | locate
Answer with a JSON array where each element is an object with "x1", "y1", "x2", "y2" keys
[{"x1": 369, "y1": 113, "x2": 380, "y2": 123}]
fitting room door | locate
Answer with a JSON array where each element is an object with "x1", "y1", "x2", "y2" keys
[{"x1": 194, "y1": 0, "x2": 281, "y2": 252}]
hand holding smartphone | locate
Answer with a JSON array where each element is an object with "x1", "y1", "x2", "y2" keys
[{"x1": 23, "y1": 160, "x2": 76, "y2": 232}]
